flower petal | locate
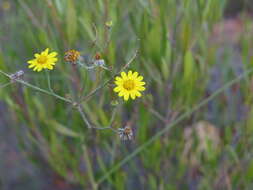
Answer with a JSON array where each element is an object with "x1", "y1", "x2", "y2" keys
[
  {"x1": 34, "y1": 53, "x2": 40, "y2": 58},
  {"x1": 42, "y1": 48, "x2": 49, "y2": 55},
  {"x1": 135, "y1": 91, "x2": 141, "y2": 97},
  {"x1": 130, "y1": 92, "x2": 136, "y2": 100},
  {"x1": 47, "y1": 65, "x2": 53, "y2": 70},
  {"x1": 28, "y1": 60, "x2": 35, "y2": 64},
  {"x1": 115, "y1": 80, "x2": 123, "y2": 85},
  {"x1": 28, "y1": 64, "x2": 35, "y2": 68},
  {"x1": 121, "y1": 72, "x2": 127, "y2": 79},
  {"x1": 113, "y1": 86, "x2": 121, "y2": 92},
  {"x1": 115, "y1": 76, "x2": 122, "y2": 81},
  {"x1": 137, "y1": 86, "x2": 145, "y2": 91},
  {"x1": 139, "y1": 81, "x2": 145, "y2": 86},
  {"x1": 137, "y1": 76, "x2": 143, "y2": 81},
  {"x1": 128, "y1": 70, "x2": 133, "y2": 77},
  {"x1": 48, "y1": 52, "x2": 57, "y2": 58},
  {"x1": 124, "y1": 93, "x2": 129, "y2": 101},
  {"x1": 119, "y1": 91, "x2": 125, "y2": 97},
  {"x1": 132, "y1": 72, "x2": 138, "y2": 78}
]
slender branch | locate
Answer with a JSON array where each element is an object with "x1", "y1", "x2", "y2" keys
[
  {"x1": 97, "y1": 68, "x2": 253, "y2": 184},
  {"x1": 46, "y1": 70, "x2": 54, "y2": 93},
  {"x1": 77, "y1": 104, "x2": 117, "y2": 132},
  {"x1": 77, "y1": 105, "x2": 93, "y2": 128},
  {"x1": 0, "y1": 70, "x2": 72, "y2": 103}
]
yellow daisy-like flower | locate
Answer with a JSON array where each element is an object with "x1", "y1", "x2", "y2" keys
[
  {"x1": 27, "y1": 48, "x2": 58, "y2": 72},
  {"x1": 114, "y1": 70, "x2": 145, "y2": 101}
]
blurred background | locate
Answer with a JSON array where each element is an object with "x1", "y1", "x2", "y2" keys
[{"x1": 1, "y1": 0, "x2": 253, "y2": 189}]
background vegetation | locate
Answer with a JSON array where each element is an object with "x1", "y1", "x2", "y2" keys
[{"x1": 1, "y1": 0, "x2": 253, "y2": 189}]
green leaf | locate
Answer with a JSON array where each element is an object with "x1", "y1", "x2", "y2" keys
[
  {"x1": 66, "y1": 0, "x2": 77, "y2": 45},
  {"x1": 183, "y1": 50, "x2": 195, "y2": 80},
  {"x1": 50, "y1": 120, "x2": 81, "y2": 138}
]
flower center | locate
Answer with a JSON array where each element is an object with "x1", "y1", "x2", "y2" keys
[
  {"x1": 37, "y1": 56, "x2": 47, "y2": 64},
  {"x1": 123, "y1": 80, "x2": 135, "y2": 91}
]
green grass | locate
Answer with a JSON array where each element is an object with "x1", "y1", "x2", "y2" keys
[{"x1": 1, "y1": 0, "x2": 253, "y2": 189}]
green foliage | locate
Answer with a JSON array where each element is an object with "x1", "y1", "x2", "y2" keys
[{"x1": 1, "y1": 0, "x2": 253, "y2": 189}]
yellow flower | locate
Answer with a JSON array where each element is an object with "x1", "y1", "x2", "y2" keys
[
  {"x1": 27, "y1": 48, "x2": 58, "y2": 72},
  {"x1": 114, "y1": 70, "x2": 145, "y2": 101}
]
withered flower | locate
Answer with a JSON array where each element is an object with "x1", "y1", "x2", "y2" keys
[
  {"x1": 118, "y1": 126, "x2": 133, "y2": 140},
  {"x1": 64, "y1": 49, "x2": 80, "y2": 64}
]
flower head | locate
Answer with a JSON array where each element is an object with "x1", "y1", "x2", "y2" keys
[
  {"x1": 94, "y1": 52, "x2": 102, "y2": 60},
  {"x1": 64, "y1": 49, "x2": 80, "y2": 64},
  {"x1": 114, "y1": 70, "x2": 145, "y2": 101},
  {"x1": 27, "y1": 48, "x2": 58, "y2": 72},
  {"x1": 118, "y1": 126, "x2": 133, "y2": 141},
  {"x1": 10, "y1": 70, "x2": 24, "y2": 82}
]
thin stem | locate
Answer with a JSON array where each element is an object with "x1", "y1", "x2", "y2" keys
[
  {"x1": 77, "y1": 105, "x2": 117, "y2": 132},
  {"x1": 77, "y1": 105, "x2": 93, "y2": 128},
  {"x1": 80, "y1": 49, "x2": 139, "y2": 103},
  {"x1": 82, "y1": 145, "x2": 98, "y2": 190},
  {"x1": 46, "y1": 70, "x2": 54, "y2": 93},
  {"x1": 97, "y1": 68, "x2": 253, "y2": 184},
  {"x1": 18, "y1": 79, "x2": 72, "y2": 103},
  {"x1": 109, "y1": 107, "x2": 118, "y2": 125},
  {"x1": 0, "y1": 70, "x2": 72, "y2": 103}
]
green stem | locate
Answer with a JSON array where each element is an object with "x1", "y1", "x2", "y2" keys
[
  {"x1": 46, "y1": 70, "x2": 54, "y2": 93},
  {"x1": 0, "y1": 70, "x2": 72, "y2": 103}
]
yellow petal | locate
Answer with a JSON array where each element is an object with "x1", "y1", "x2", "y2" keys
[
  {"x1": 115, "y1": 76, "x2": 122, "y2": 81},
  {"x1": 49, "y1": 58, "x2": 58, "y2": 63},
  {"x1": 139, "y1": 81, "x2": 145, "y2": 86},
  {"x1": 135, "y1": 91, "x2": 141, "y2": 97},
  {"x1": 115, "y1": 80, "x2": 123, "y2": 85},
  {"x1": 37, "y1": 67, "x2": 43, "y2": 72},
  {"x1": 113, "y1": 86, "x2": 121, "y2": 92},
  {"x1": 34, "y1": 53, "x2": 40, "y2": 58},
  {"x1": 130, "y1": 92, "x2": 136, "y2": 100},
  {"x1": 28, "y1": 64, "x2": 35, "y2": 68},
  {"x1": 128, "y1": 70, "x2": 133, "y2": 77},
  {"x1": 132, "y1": 72, "x2": 138, "y2": 78},
  {"x1": 28, "y1": 60, "x2": 35, "y2": 64},
  {"x1": 119, "y1": 91, "x2": 125, "y2": 97},
  {"x1": 47, "y1": 65, "x2": 53, "y2": 70},
  {"x1": 43, "y1": 48, "x2": 49, "y2": 55},
  {"x1": 137, "y1": 76, "x2": 143, "y2": 81},
  {"x1": 48, "y1": 52, "x2": 57, "y2": 58},
  {"x1": 121, "y1": 72, "x2": 127, "y2": 79},
  {"x1": 124, "y1": 93, "x2": 129, "y2": 101},
  {"x1": 137, "y1": 86, "x2": 145, "y2": 91}
]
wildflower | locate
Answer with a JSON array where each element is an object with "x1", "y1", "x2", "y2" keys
[
  {"x1": 27, "y1": 48, "x2": 58, "y2": 72},
  {"x1": 2, "y1": 1, "x2": 11, "y2": 11},
  {"x1": 64, "y1": 49, "x2": 80, "y2": 64},
  {"x1": 94, "y1": 52, "x2": 101, "y2": 60},
  {"x1": 118, "y1": 126, "x2": 133, "y2": 140},
  {"x1": 114, "y1": 70, "x2": 145, "y2": 101},
  {"x1": 78, "y1": 52, "x2": 110, "y2": 70},
  {"x1": 10, "y1": 70, "x2": 24, "y2": 82}
]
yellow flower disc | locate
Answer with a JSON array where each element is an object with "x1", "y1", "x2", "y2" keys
[
  {"x1": 27, "y1": 48, "x2": 58, "y2": 72},
  {"x1": 114, "y1": 70, "x2": 146, "y2": 101}
]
